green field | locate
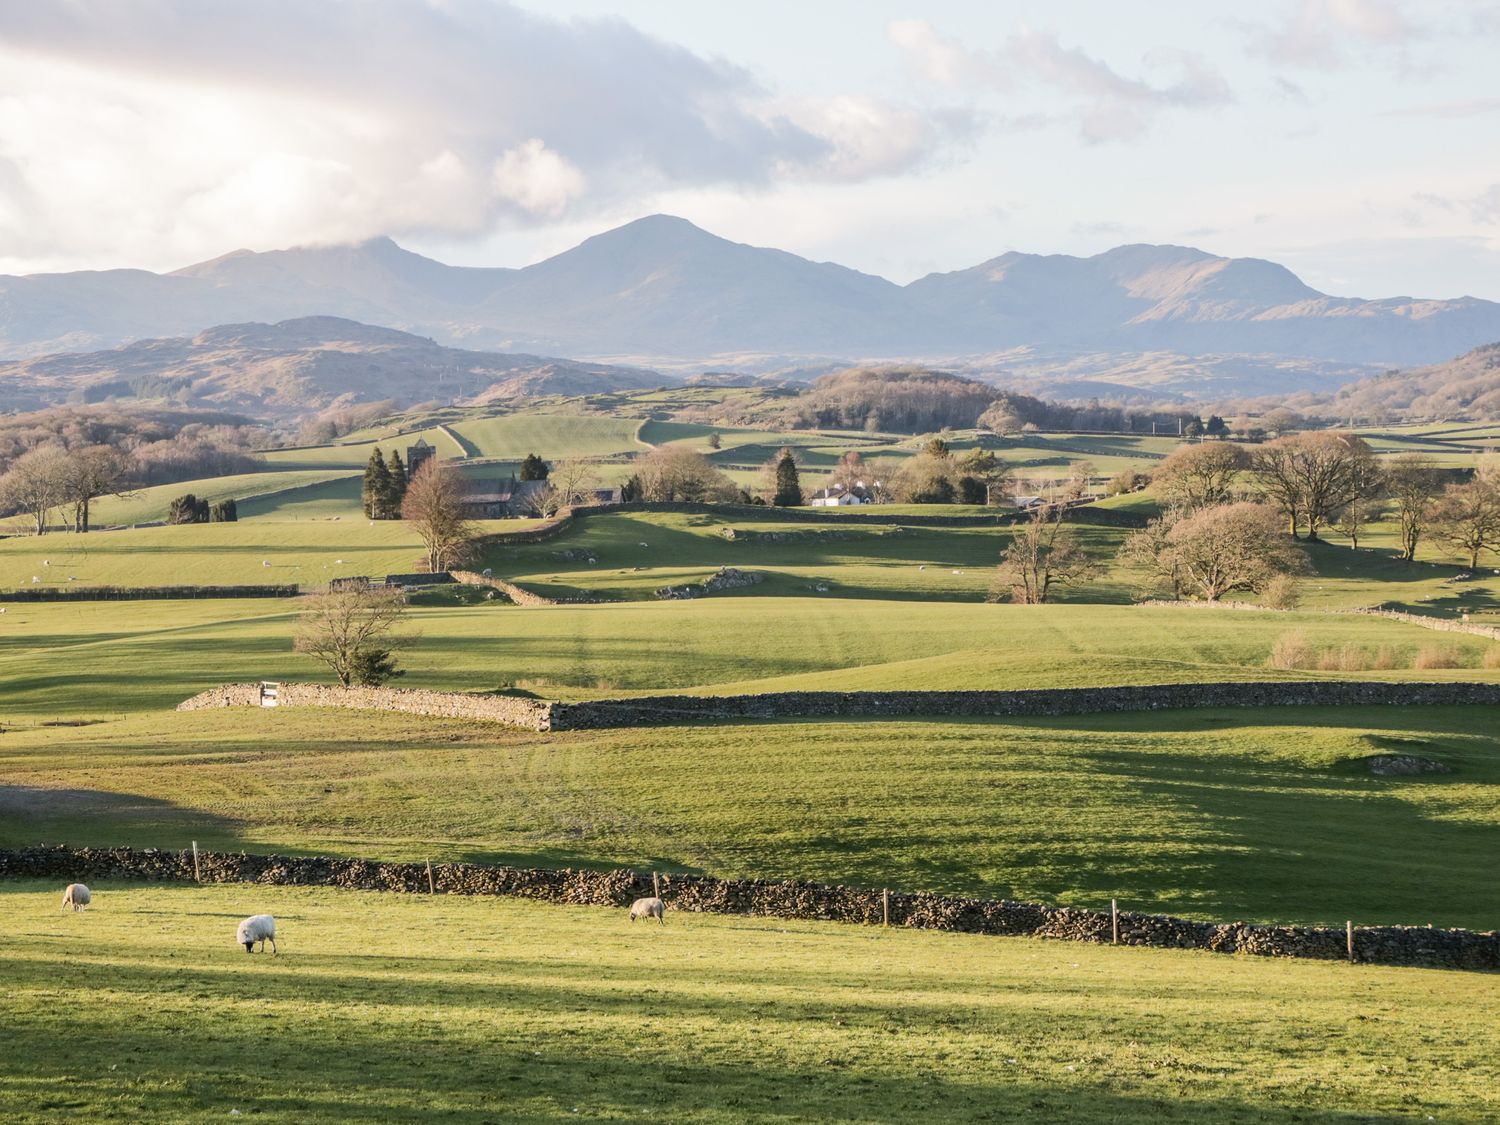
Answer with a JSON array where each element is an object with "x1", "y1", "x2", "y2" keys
[
  {"x1": 87, "y1": 470, "x2": 360, "y2": 526},
  {"x1": 4, "y1": 882, "x2": 1493, "y2": 1124},
  {"x1": 4, "y1": 704, "x2": 1498, "y2": 925}
]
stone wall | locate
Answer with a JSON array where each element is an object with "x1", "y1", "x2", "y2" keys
[
  {"x1": 3, "y1": 845, "x2": 1493, "y2": 971},
  {"x1": 177, "y1": 682, "x2": 554, "y2": 730},
  {"x1": 449, "y1": 570, "x2": 559, "y2": 606},
  {"x1": 177, "y1": 678, "x2": 1500, "y2": 732},
  {"x1": 0, "y1": 584, "x2": 298, "y2": 602}
]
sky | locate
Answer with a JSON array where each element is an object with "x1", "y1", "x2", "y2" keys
[{"x1": 1, "y1": 0, "x2": 1499, "y2": 298}]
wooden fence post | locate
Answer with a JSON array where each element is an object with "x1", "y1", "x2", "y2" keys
[
  {"x1": 191, "y1": 840, "x2": 200, "y2": 883},
  {"x1": 653, "y1": 871, "x2": 661, "y2": 899},
  {"x1": 426, "y1": 859, "x2": 436, "y2": 895},
  {"x1": 1111, "y1": 898, "x2": 1119, "y2": 945},
  {"x1": 882, "y1": 888, "x2": 890, "y2": 928},
  {"x1": 1347, "y1": 920, "x2": 1354, "y2": 963}
]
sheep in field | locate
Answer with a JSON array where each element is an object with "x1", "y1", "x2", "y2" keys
[
  {"x1": 236, "y1": 914, "x2": 277, "y2": 954},
  {"x1": 628, "y1": 896, "x2": 665, "y2": 924},
  {"x1": 61, "y1": 883, "x2": 91, "y2": 912}
]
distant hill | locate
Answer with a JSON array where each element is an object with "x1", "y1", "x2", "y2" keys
[
  {"x1": 1330, "y1": 341, "x2": 1500, "y2": 420},
  {"x1": 4, "y1": 215, "x2": 1500, "y2": 396},
  {"x1": 0, "y1": 316, "x2": 666, "y2": 418}
]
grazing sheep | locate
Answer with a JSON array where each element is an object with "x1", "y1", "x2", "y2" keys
[
  {"x1": 61, "y1": 883, "x2": 91, "y2": 912},
  {"x1": 236, "y1": 914, "x2": 277, "y2": 954},
  {"x1": 628, "y1": 897, "x2": 665, "y2": 924}
]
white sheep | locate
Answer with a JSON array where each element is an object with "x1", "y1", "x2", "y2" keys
[
  {"x1": 236, "y1": 914, "x2": 277, "y2": 954},
  {"x1": 628, "y1": 896, "x2": 665, "y2": 924},
  {"x1": 61, "y1": 883, "x2": 91, "y2": 912}
]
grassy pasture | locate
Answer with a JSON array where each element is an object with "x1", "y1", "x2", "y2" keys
[
  {"x1": 3, "y1": 705, "x2": 1499, "y2": 925},
  {"x1": 4, "y1": 882, "x2": 1493, "y2": 1124},
  {"x1": 258, "y1": 426, "x2": 465, "y2": 470},
  {"x1": 87, "y1": 470, "x2": 359, "y2": 527},
  {"x1": 446, "y1": 414, "x2": 648, "y2": 460},
  {"x1": 2, "y1": 595, "x2": 1498, "y2": 719}
]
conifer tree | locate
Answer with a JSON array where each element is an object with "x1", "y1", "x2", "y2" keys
[
  {"x1": 362, "y1": 448, "x2": 390, "y2": 518},
  {"x1": 383, "y1": 450, "x2": 408, "y2": 519},
  {"x1": 518, "y1": 452, "x2": 549, "y2": 481},
  {"x1": 773, "y1": 448, "x2": 803, "y2": 507}
]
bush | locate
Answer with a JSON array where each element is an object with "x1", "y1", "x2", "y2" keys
[
  {"x1": 1262, "y1": 575, "x2": 1302, "y2": 611},
  {"x1": 1373, "y1": 646, "x2": 1401, "y2": 671},
  {"x1": 1414, "y1": 645, "x2": 1465, "y2": 670},
  {"x1": 1268, "y1": 630, "x2": 1314, "y2": 670},
  {"x1": 1484, "y1": 647, "x2": 1500, "y2": 669}
]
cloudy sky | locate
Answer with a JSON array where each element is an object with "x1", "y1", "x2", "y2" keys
[{"x1": 1, "y1": 0, "x2": 1498, "y2": 298}]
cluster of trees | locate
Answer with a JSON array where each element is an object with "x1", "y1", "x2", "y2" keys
[
  {"x1": 361, "y1": 449, "x2": 409, "y2": 519},
  {"x1": 0, "y1": 443, "x2": 136, "y2": 534},
  {"x1": 291, "y1": 400, "x2": 397, "y2": 447},
  {"x1": 625, "y1": 446, "x2": 739, "y2": 504},
  {"x1": 167, "y1": 495, "x2": 238, "y2": 524},
  {"x1": 978, "y1": 393, "x2": 1202, "y2": 437},
  {"x1": 795, "y1": 368, "x2": 1000, "y2": 433}
]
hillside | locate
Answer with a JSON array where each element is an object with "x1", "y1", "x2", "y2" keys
[
  {"x1": 0, "y1": 316, "x2": 666, "y2": 417},
  {"x1": 1331, "y1": 340, "x2": 1500, "y2": 420},
  {"x1": 4, "y1": 217, "x2": 1500, "y2": 393}
]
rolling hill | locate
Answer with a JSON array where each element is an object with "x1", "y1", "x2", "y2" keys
[
  {"x1": 4, "y1": 216, "x2": 1500, "y2": 394},
  {"x1": 0, "y1": 316, "x2": 667, "y2": 416}
]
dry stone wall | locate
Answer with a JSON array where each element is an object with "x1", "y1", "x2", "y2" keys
[
  {"x1": 178, "y1": 679, "x2": 1500, "y2": 731},
  {"x1": 3, "y1": 845, "x2": 1494, "y2": 971}
]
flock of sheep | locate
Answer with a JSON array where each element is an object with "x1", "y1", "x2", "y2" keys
[{"x1": 59, "y1": 883, "x2": 667, "y2": 950}]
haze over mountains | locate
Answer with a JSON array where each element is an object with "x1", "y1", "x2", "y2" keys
[{"x1": 3, "y1": 214, "x2": 1500, "y2": 399}]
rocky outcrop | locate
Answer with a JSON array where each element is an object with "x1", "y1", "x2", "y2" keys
[
  {"x1": 655, "y1": 567, "x2": 763, "y2": 599},
  {"x1": 1366, "y1": 754, "x2": 1454, "y2": 776},
  {"x1": 3, "y1": 845, "x2": 1495, "y2": 972}
]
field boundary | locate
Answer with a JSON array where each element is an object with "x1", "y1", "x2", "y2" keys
[
  {"x1": 3, "y1": 845, "x2": 1494, "y2": 971},
  {"x1": 1141, "y1": 598, "x2": 1500, "y2": 641},
  {"x1": 177, "y1": 678, "x2": 1500, "y2": 731},
  {"x1": 2, "y1": 583, "x2": 298, "y2": 602}
]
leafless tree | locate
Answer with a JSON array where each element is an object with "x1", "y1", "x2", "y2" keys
[
  {"x1": 992, "y1": 507, "x2": 1100, "y2": 604},
  {"x1": 1251, "y1": 431, "x2": 1376, "y2": 539},
  {"x1": 633, "y1": 446, "x2": 737, "y2": 503},
  {"x1": 63, "y1": 445, "x2": 136, "y2": 532},
  {"x1": 0, "y1": 444, "x2": 71, "y2": 534},
  {"x1": 529, "y1": 458, "x2": 602, "y2": 518},
  {"x1": 1117, "y1": 512, "x2": 1186, "y2": 599},
  {"x1": 1161, "y1": 502, "x2": 1310, "y2": 601},
  {"x1": 401, "y1": 459, "x2": 475, "y2": 573},
  {"x1": 1386, "y1": 454, "x2": 1442, "y2": 562},
  {"x1": 293, "y1": 586, "x2": 411, "y2": 687},
  {"x1": 1429, "y1": 473, "x2": 1500, "y2": 569},
  {"x1": 1153, "y1": 442, "x2": 1248, "y2": 512}
]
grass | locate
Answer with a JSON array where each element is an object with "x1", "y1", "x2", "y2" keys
[
  {"x1": 446, "y1": 414, "x2": 649, "y2": 460},
  {"x1": 88, "y1": 470, "x2": 360, "y2": 526},
  {"x1": 4, "y1": 882, "x2": 1495, "y2": 1123},
  {"x1": 4, "y1": 596, "x2": 1499, "y2": 717},
  {"x1": 4, "y1": 704, "x2": 1500, "y2": 927}
]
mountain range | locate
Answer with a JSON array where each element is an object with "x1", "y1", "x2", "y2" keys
[
  {"x1": 3, "y1": 214, "x2": 1500, "y2": 398},
  {"x1": 0, "y1": 317, "x2": 663, "y2": 418}
]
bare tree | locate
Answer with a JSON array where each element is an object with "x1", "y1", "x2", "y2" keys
[
  {"x1": 0, "y1": 444, "x2": 71, "y2": 534},
  {"x1": 992, "y1": 507, "x2": 1100, "y2": 604},
  {"x1": 1153, "y1": 442, "x2": 1248, "y2": 512},
  {"x1": 294, "y1": 586, "x2": 411, "y2": 686},
  {"x1": 1117, "y1": 512, "x2": 1186, "y2": 599},
  {"x1": 529, "y1": 458, "x2": 601, "y2": 518},
  {"x1": 1386, "y1": 454, "x2": 1442, "y2": 562},
  {"x1": 1429, "y1": 476, "x2": 1500, "y2": 569},
  {"x1": 1251, "y1": 432, "x2": 1376, "y2": 540},
  {"x1": 401, "y1": 459, "x2": 475, "y2": 573},
  {"x1": 64, "y1": 445, "x2": 136, "y2": 532},
  {"x1": 1162, "y1": 502, "x2": 1310, "y2": 601},
  {"x1": 633, "y1": 446, "x2": 737, "y2": 503}
]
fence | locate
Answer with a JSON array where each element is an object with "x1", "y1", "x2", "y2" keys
[{"x1": 3, "y1": 845, "x2": 1493, "y2": 971}]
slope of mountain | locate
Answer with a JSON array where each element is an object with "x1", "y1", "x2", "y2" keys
[
  {"x1": 4, "y1": 217, "x2": 1500, "y2": 395},
  {"x1": 1329, "y1": 341, "x2": 1500, "y2": 420},
  {"x1": 0, "y1": 316, "x2": 665, "y2": 418}
]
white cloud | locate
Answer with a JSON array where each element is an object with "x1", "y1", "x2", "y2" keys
[
  {"x1": 887, "y1": 20, "x2": 1231, "y2": 143},
  {"x1": 1246, "y1": 0, "x2": 1424, "y2": 68},
  {"x1": 0, "y1": 0, "x2": 961, "y2": 271}
]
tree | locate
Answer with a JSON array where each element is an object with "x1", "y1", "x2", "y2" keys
[
  {"x1": 1162, "y1": 502, "x2": 1309, "y2": 602},
  {"x1": 621, "y1": 474, "x2": 644, "y2": 503},
  {"x1": 1063, "y1": 460, "x2": 1096, "y2": 501},
  {"x1": 1183, "y1": 416, "x2": 1205, "y2": 438},
  {"x1": 0, "y1": 444, "x2": 71, "y2": 534},
  {"x1": 383, "y1": 450, "x2": 408, "y2": 518},
  {"x1": 978, "y1": 400, "x2": 1025, "y2": 435},
  {"x1": 633, "y1": 446, "x2": 737, "y2": 503},
  {"x1": 362, "y1": 449, "x2": 391, "y2": 519},
  {"x1": 293, "y1": 586, "x2": 410, "y2": 687},
  {"x1": 706, "y1": 432, "x2": 722, "y2": 449},
  {"x1": 530, "y1": 458, "x2": 601, "y2": 517},
  {"x1": 771, "y1": 448, "x2": 802, "y2": 507},
  {"x1": 957, "y1": 448, "x2": 1013, "y2": 506},
  {"x1": 923, "y1": 436, "x2": 950, "y2": 458},
  {"x1": 211, "y1": 498, "x2": 238, "y2": 522},
  {"x1": 1337, "y1": 493, "x2": 1378, "y2": 550},
  {"x1": 167, "y1": 493, "x2": 210, "y2": 524},
  {"x1": 993, "y1": 507, "x2": 1100, "y2": 604},
  {"x1": 518, "y1": 453, "x2": 549, "y2": 481},
  {"x1": 1204, "y1": 415, "x2": 1230, "y2": 439},
  {"x1": 1117, "y1": 512, "x2": 1187, "y2": 599},
  {"x1": 1386, "y1": 454, "x2": 1442, "y2": 562},
  {"x1": 1153, "y1": 442, "x2": 1248, "y2": 512},
  {"x1": 401, "y1": 460, "x2": 475, "y2": 573},
  {"x1": 1251, "y1": 432, "x2": 1376, "y2": 539},
  {"x1": 1260, "y1": 408, "x2": 1304, "y2": 436},
  {"x1": 1429, "y1": 476, "x2": 1500, "y2": 569},
  {"x1": 887, "y1": 453, "x2": 956, "y2": 504},
  {"x1": 63, "y1": 445, "x2": 134, "y2": 532}
]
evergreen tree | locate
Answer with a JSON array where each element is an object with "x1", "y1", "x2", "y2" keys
[
  {"x1": 362, "y1": 449, "x2": 390, "y2": 518},
  {"x1": 210, "y1": 498, "x2": 238, "y2": 522},
  {"x1": 383, "y1": 450, "x2": 408, "y2": 519},
  {"x1": 773, "y1": 449, "x2": 803, "y2": 507},
  {"x1": 518, "y1": 453, "x2": 549, "y2": 481},
  {"x1": 621, "y1": 474, "x2": 643, "y2": 503}
]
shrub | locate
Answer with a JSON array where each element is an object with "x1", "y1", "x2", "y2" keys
[
  {"x1": 1262, "y1": 575, "x2": 1302, "y2": 611},
  {"x1": 1268, "y1": 630, "x2": 1314, "y2": 670},
  {"x1": 1373, "y1": 646, "x2": 1401, "y2": 671},
  {"x1": 1414, "y1": 645, "x2": 1464, "y2": 670},
  {"x1": 1484, "y1": 647, "x2": 1500, "y2": 669}
]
